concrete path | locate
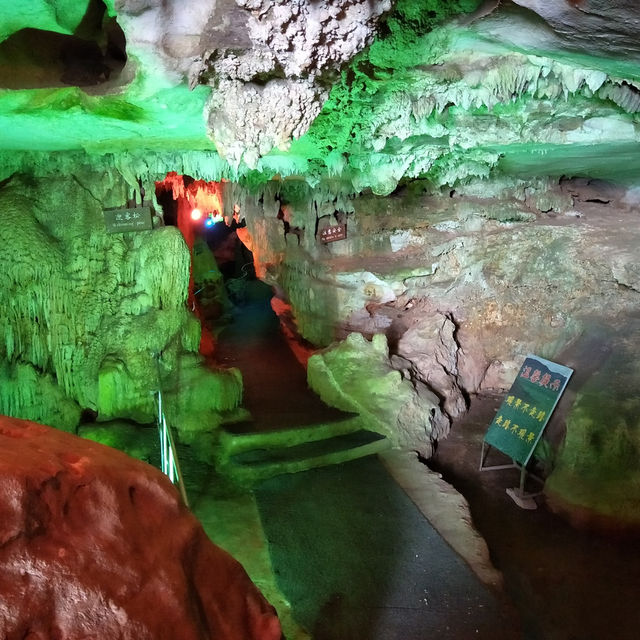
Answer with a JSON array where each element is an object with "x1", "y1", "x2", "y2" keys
[
  {"x1": 255, "y1": 455, "x2": 521, "y2": 640},
  {"x1": 213, "y1": 276, "x2": 520, "y2": 637}
]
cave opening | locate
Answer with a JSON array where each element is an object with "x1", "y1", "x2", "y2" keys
[{"x1": 155, "y1": 173, "x2": 261, "y2": 339}]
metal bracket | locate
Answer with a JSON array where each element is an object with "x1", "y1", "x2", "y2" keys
[{"x1": 480, "y1": 442, "x2": 544, "y2": 510}]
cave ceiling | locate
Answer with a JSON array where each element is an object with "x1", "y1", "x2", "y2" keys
[{"x1": 1, "y1": 0, "x2": 640, "y2": 194}]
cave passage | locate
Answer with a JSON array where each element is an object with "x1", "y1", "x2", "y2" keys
[{"x1": 213, "y1": 268, "x2": 347, "y2": 433}]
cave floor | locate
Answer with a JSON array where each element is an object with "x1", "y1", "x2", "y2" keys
[
  {"x1": 215, "y1": 278, "x2": 348, "y2": 432},
  {"x1": 254, "y1": 454, "x2": 519, "y2": 640},
  {"x1": 203, "y1": 281, "x2": 519, "y2": 639}
]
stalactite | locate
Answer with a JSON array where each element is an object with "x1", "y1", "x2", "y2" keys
[
  {"x1": 0, "y1": 173, "x2": 244, "y2": 430},
  {"x1": 598, "y1": 81, "x2": 640, "y2": 114}
]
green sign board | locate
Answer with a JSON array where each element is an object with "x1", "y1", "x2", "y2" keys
[
  {"x1": 103, "y1": 206, "x2": 153, "y2": 234},
  {"x1": 484, "y1": 355, "x2": 573, "y2": 465}
]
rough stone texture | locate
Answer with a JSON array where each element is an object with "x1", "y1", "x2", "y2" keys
[
  {"x1": 238, "y1": 174, "x2": 640, "y2": 525},
  {"x1": 395, "y1": 310, "x2": 467, "y2": 420},
  {"x1": 4, "y1": 1, "x2": 640, "y2": 190},
  {"x1": 201, "y1": 0, "x2": 391, "y2": 165},
  {"x1": 234, "y1": 0, "x2": 392, "y2": 78},
  {"x1": 0, "y1": 0, "x2": 91, "y2": 43},
  {"x1": 206, "y1": 77, "x2": 327, "y2": 168},
  {"x1": 512, "y1": 0, "x2": 640, "y2": 58},
  {"x1": 1, "y1": 0, "x2": 640, "y2": 529},
  {"x1": 543, "y1": 317, "x2": 640, "y2": 532},
  {"x1": 308, "y1": 332, "x2": 448, "y2": 457},
  {"x1": 0, "y1": 173, "x2": 242, "y2": 440},
  {"x1": 0, "y1": 414, "x2": 282, "y2": 640},
  {"x1": 111, "y1": 0, "x2": 391, "y2": 166}
]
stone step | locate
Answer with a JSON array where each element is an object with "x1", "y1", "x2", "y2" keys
[
  {"x1": 218, "y1": 426, "x2": 390, "y2": 486},
  {"x1": 219, "y1": 416, "x2": 365, "y2": 456}
]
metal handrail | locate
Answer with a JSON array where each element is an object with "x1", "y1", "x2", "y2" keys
[{"x1": 156, "y1": 390, "x2": 189, "y2": 507}]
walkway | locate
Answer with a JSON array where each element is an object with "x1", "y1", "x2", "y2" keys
[
  {"x1": 255, "y1": 456, "x2": 520, "y2": 640},
  {"x1": 212, "y1": 278, "x2": 521, "y2": 638},
  {"x1": 216, "y1": 279, "x2": 346, "y2": 431}
]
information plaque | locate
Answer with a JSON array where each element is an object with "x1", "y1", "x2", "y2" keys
[
  {"x1": 104, "y1": 206, "x2": 153, "y2": 234},
  {"x1": 483, "y1": 354, "x2": 573, "y2": 466},
  {"x1": 320, "y1": 224, "x2": 347, "y2": 243}
]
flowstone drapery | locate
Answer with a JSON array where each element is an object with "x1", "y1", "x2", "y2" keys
[{"x1": 0, "y1": 173, "x2": 242, "y2": 443}]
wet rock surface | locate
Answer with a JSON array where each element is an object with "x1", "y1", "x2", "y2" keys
[
  {"x1": 308, "y1": 332, "x2": 446, "y2": 457},
  {"x1": 241, "y1": 177, "x2": 640, "y2": 525},
  {"x1": 0, "y1": 415, "x2": 281, "y2": 640}
]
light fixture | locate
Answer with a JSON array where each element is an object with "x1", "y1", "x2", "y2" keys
[{"x1": 191, "y1": 208, "x2": 202, "y2": 220}]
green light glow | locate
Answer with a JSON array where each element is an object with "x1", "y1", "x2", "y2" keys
[
  {"x1": 0, "y1": 0, "x2": 91, "y2": 42},
  {"x1": 0, "y1": 83, "x2": 213, "y2": 152},
  {"x1": 0, "y1": 1, "x2": 639, "y2": 193}
]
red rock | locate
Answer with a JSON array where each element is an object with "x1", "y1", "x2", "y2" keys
[{"x1": 0, "y1": 415, "x2": 282, "y2": 640}]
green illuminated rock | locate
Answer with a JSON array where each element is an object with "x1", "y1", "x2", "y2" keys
[
  {"x1": 0, "y1": 172, "x2": 242, "y2": 447},
  {"x1": 1, "y1": 0, "x2": 640, "y2": 529},
  {"x1": 0, "y1": 0, "x2": 90, "y2": 43},
  {"x1": 545, "y1": 324, "x2": 640, "y2": 531},
  {"x1": 308, "y1": 332, "x2": 448, "y2": 457},
  {"x1": 1, "y1": 0, "x2": 640, "y2": 191}
]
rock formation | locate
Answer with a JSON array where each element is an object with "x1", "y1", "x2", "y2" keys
[
  {"x1": 1, "y1": 0, "x2": 640, "y2": 527},
  {"x1": 0, "y1": 414, "x2": 282, "y2": 639},
  {"x1": 0, "y1": 172, "x2": 243, "y2": 451},
  {"x1": 308, "y1": 333, "x2": 447, "y2": 457}
]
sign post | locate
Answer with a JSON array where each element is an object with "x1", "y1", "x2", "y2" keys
[{"x1": 480, "y1": 354, "x2": 573, "y2": 509}]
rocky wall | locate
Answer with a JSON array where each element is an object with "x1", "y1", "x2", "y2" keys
[
  {"x1": 0, "y1": 414, "x2": 282, "y2": 639},
  {"x1": 0, "y1": 171, "x2": 242, "y2": 447},
  {"x1": 236, "y1": 174, "x2": 640, "y2": 527}
]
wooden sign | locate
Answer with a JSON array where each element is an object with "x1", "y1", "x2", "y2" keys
[
  {"x1": 483, "y1": 354, "x2": 573, "y2": 466},
  {"x1": 320, "y1": 223, "x2": 347, "y2": 243},
  {"x1": 104, "y1": 206, "x2": 153, "y2": 234}
]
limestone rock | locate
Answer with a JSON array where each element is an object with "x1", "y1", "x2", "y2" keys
[
  {"x1": 0, "y1": 0, "x2": 91, "y2": 43},
  {"x1": 543, "y1": 318, "x2": 640, "y2": 532},
  {"x1": 512, "y1": 0, "x2": 640, "y2": 59},
  {"x1": 0, "y1": 174, "x2": 242, "y2": 435},
  {"x1": 206, "y1": 77, "x2": 327, "y2": 168},
  {"x1": 202, "y1": 0, "x2": 391, "y2": 165},
  {"x1": 396, "y1": 312, "x2": 467, "y2": 420},
  {"x1": 0, "y1": 414, "x2": 282, "y2": 639},
  {"x1": 113, "y1": 0, "x2": 390, "y2": 164},
  {"x1": 307, "y1": 332, "x2": 448, "y2": 456}
]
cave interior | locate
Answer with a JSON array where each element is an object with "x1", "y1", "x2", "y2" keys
[{"x1": 1, "y1": 1, "x2": 640, "y2": 639}]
